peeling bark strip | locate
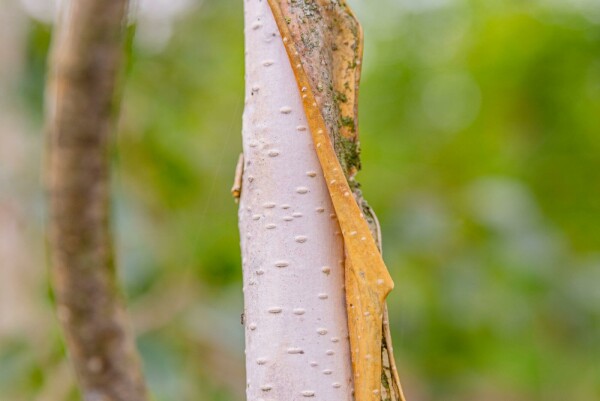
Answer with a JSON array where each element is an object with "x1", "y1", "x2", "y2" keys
[
  {"x1": 45, "y1": 1, "x2": 148, "y2": 401},
  {"x1": 266, "y1": 1, "x2": 407, "y2": 401}
]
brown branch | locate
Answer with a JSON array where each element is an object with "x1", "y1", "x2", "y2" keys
[{"x1": 45, "y1": 1, "x2": 149, "y2": 400}]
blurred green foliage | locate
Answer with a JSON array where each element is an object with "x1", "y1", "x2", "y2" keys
[{"x1": 1, "y1": 0, "x2": 599, "y2": 400}]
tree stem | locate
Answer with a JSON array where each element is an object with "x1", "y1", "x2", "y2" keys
[
  {"x1": 239, "y1": 0, "x2": 354, "y2": 399},
  {"x1": 45, "y1": 1, "x2": 148, "y2": 400}
]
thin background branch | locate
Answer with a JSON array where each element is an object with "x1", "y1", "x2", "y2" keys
[{"x1": 45, "y1": 0, "x2": 149, "y2": 400}]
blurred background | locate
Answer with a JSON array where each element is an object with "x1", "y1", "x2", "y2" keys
[{"x1": 1, "y1": 0, "x2": 599, "y2": 400}]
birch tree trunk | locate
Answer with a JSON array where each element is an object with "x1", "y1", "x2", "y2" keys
[
  {"x1": 239, "y1": 0, "x2": 354, "y2": 399},
  {"x1": 45, "y1": 1, "x2": 149, "y2": 400},
  {"x1": 240, "y1": 1, "x2": 407, "y2": 400}
]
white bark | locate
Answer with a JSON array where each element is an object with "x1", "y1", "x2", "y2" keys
[{"x1": 239, "y1": 0, "x2": 354, "y2": 399}]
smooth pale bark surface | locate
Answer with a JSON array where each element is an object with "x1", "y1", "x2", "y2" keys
[
  {"x1": 45, "y1": 1, "x2": 148, "y2": 400},
  {"x1": 239, "y1": 0, "x2": 354, "y2": 399}
]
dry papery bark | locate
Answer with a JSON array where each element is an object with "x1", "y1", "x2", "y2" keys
[
  {"x1": 45, "y1": 1, "x2": 148, "y2": 400},
  {"x1": 239, "y1": 1, "x2": 407, "y2": 400}
]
